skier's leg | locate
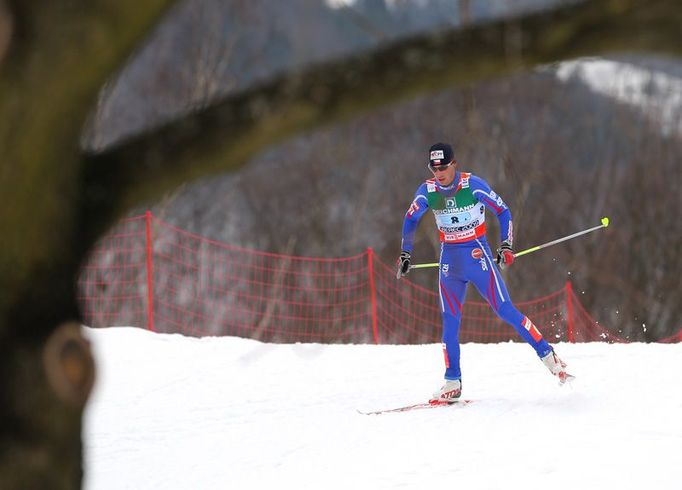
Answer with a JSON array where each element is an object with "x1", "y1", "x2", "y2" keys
[
  {"x1": 438, "y1": 263, "x2": 468, "y2": 381},
  {"x1": 469, "y1": 240, "x2": 552, "y2": 358}
]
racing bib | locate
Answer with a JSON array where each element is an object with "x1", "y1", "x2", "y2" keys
[{"x1": 427, "y1": 174, "x2": 486, "y2": 243}]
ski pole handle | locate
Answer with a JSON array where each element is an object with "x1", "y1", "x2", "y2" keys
[{"x1": 407, "y1": 217, "x2": 610, "y2": 270}]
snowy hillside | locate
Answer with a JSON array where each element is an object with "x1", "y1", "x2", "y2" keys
[
  {"x1": 556, "y1": 58, "x2": 682, "y2": 135},
  {"x1": 83, "y1": 327, "x2": 682, "y2": 490}
]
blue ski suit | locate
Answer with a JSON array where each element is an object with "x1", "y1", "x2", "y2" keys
[{"x1": 401, "y1": 171, "x2": 552, "y2": 380}]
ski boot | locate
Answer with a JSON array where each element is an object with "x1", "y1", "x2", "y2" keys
[
  {"x1": 541, "y1": 349, "x2": 574, "y2": 385},
  {"x1": 429, "y1": 379, "x2": 462, "y2": 405}
]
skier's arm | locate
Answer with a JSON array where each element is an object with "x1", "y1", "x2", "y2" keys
[
  {"x1": 470, "y1": 176, "x2": 513, "y2": 246},
  {"x1": 400, "y1": 184, "x2": 430, "y2": 253}
]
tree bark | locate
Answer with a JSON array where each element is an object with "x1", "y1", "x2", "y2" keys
[{"x1": 0, "y1": 1, "x2": 174, "y2": 488}]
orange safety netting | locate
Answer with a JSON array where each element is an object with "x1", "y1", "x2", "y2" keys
[{"x1": 78, "y1": 212, "x2": 678, "y2": 344}]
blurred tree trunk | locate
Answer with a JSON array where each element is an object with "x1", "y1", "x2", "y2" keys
[
  {"x1": 0, "y1": 0, "x2": 680, "y2": 487},
  {"x1": 459, "y1": 0, "x2": 472, "y2": 26},
  {"x1": 0, "y1": 1, "x2": 174, "y2": 488}
]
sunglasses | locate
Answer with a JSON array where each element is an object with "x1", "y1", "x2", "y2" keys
[{"x1": 428, "y1": 162, "x2": 453, "y2": 173}]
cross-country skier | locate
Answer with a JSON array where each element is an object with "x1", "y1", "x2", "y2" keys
[{"x1": 397, "y1": 143, "x2": 572, "y2": 403}]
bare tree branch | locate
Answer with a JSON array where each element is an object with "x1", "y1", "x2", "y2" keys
[{"x1": 85, "y1": 0, "x2": 682, "y2": 238}]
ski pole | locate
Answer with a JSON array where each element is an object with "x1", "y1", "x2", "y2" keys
[
  {"x1": 407, "y1": 217, "x2": 610, "y2": 271},
  {"x1": 515, "y1": 216, "x2": 609, "y2": 257}
]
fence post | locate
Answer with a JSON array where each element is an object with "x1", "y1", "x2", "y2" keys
[
  {"x1": 367, "y1": 248, "x2": 379, "y2": 345},
  {"x1": 145, "y1": 211, "x2": 156, "y2": 332},
  {"x1": 565, "y1": 280, "x2": 574, "y2": 343}
]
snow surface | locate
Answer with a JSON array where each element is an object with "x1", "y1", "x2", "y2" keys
[{"x1": 84, "y1": 327, "x2": 682, "y2": 490}]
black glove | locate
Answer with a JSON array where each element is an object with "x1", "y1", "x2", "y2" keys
[
  {"x1": 396, "y1": 251, "x2": 411, "y2": 278},
  {"x1": 495, "y1": 240, "x2": 515, "y2": 269}
]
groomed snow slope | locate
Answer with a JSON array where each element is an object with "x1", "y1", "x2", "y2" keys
[{"x1": 83, "y1": 327, "x2": 682, "y2": 490}]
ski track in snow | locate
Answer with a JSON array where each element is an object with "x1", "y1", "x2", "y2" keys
[{"x1": 83, "y1": 327, "x2": 682, "y2": 490}]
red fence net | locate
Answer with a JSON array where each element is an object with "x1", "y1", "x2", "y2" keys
[{"x1": 78, "y1": 212, "x2": 678, "y2": 344}]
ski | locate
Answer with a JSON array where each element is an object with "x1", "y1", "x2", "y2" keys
[{"x1": 358, "y1": 399, "x2": 473, "y2": 415}]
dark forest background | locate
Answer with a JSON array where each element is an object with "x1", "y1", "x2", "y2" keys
[{"x1": 83, "y1": 0, "x2": 681, "y2": 341}]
